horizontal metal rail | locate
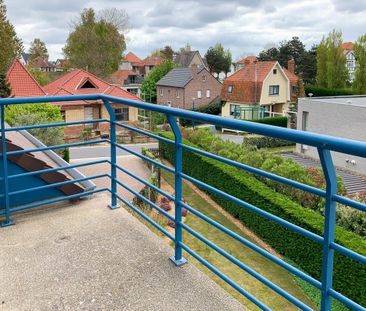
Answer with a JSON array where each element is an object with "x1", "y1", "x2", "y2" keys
[{"x1": 1, "y1": 94, "x2": 365, "y2": 310}]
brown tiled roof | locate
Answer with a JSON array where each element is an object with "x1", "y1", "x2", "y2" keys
[
  {"x1": 6, "y1": 59, "x2": 46, "y2": 97},
  {"x1": 342, "y1": 42, "x2": 353, "y2": 51},
  {"x1": 237, "y1": 56, "x2": 258, "y2": 64},
  {"x1": 107, "y1": 70, "x2": 136, "y2": 85},
  {"x1": 142, "y1": 56, "x2": 164, "y2": 66},
  {"x1": 222, "y1": 61, "x2": 298, "y2": 103},
  {"x1": 124, "y1": 52, "x2": 142, "y2": 64}
]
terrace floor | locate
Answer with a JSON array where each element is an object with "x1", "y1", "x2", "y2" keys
[{"x1": 0, "y1": 193, "x2": 244, "y2": 311}]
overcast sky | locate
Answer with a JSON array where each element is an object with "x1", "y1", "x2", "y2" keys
[{"x1": 5, "y1": 0, "x2": 366, "y2": 61}]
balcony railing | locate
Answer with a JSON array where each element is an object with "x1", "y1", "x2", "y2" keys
[{"x1": 0, "y1": 94, "x2": 365, "y2": 311}]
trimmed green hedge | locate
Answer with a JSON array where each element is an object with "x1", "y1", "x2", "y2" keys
[
  {"x1": 160, "y1": 133, "x2": 366, "y2": 306},
  {"x1": 243, "y1": 134, "x2": 295, "y2": 149},
  {"x1": 305, "y1": 85, "x2": 355, "y2": 97},
  {"x1": 251, "y1": 116, "x2": 288, "y2": 128},
  {"x1": 179, "y1": 102, "x2": 222, "y2": 127}
]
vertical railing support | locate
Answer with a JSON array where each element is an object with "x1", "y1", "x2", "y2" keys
[
  {"x1": 318, "y1": 148, "x2": 337, "y2": 311},
  {"x1": 168, "y1": 115, "x2": 187, "y2": 266},
  {"x1": 104, "y1": 99, "x2": 120, "y2": 210},
  {"x1": 0, "y1": 105, "x2": 15, "y2": 227}
]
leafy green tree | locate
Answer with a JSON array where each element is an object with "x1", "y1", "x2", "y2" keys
[
  {"x1": 63, "y1": 8, "x2": 127, "y2": 77},
  {"x1": 205, "y1": 43, "x2": 232, "y2": 77},
  {"x1": 0, "y1": 73, "x2": 11, "y2": 98},
  {"x1": 353, "y1": 34, "x2": 366, "y2": 94},
  {"x1": 27, "y1": 67, "x2": 51, "y2": 86},
  {"x1": 0, "y1": 0, "x2": 23, "y2": 73},
  {"x1": 160, "y1": 45, "x2": 174, "y2": 60},
  {"x1": 299, "y1": 45, "x2": 317, "y2": 85},
  {"x1": 140, "y1": 60, "x2": 178, "y2": 103},
  {"x1": 28, "y1": 38, "x2": 49, "y2": 63},
  {"x1": 316, "y1": 30, "x2": 348, "y2": 89}
]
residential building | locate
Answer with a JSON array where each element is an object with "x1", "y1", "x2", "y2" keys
[
  {"x1": 54, "y1": 58, "x2": 71, "y2": 72},
  {"x1": 120, "y1": 52, "x2": 143, "y2": 73},
  {"x1": 19, "y1": 52, "x2": 31, "y2": 66},
  {"x1": 29, "y1": 56, "x2": 57, "y2": 72},
  {"x1": 233, "y1": 56, "x2": 258, "y2": 72},
  {"x1": 297, "y1": 96, "x2": 366, "y2": 175},
  {"x1": 6, "y1": 59, "x2": 46, "y2": 97},
  {"x1": 140, "y1": 56, "x2": 165, "y2": 75},
  {"x1": 173, "y1": 50, "x2": 207, "y2": 68},
  {"x1": 342, "y1": 42, "x2": 356, "y2": 82},
  {"x1": 107, "y1": 70, "x2": 144, "y2": 96},
  {"x1": 44, "y1": 69, "x2": 140, "y2": 137},
  {"x1": 156, "y1": 67, "x2": 222, "y2": 109},
  {"x1": 221, "y1": 58, "x2": 299, "y2": 120}
]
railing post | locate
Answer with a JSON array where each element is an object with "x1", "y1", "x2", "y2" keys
[
  {"x1": 168, "y1": 115, "x2": 187, "y2": 266},
  {"x1": 103, "y1": 99, "x2": 120, "y2": 210},
  {"x1": 318, "y1": 148, "x2": 337, "y2": 311},
  {"x1": 0, "y1": 105, "x2": 15, "y2": 227}
]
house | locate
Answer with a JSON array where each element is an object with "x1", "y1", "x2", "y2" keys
[
  {"x1": 173, "y1": 50, "x2": 207, "y2": 68},
  {"x1": 120, "y1": 52, "x2": 143, "y2": 73},
  {"x1": 140, "y1": 56, "x2": 165, "y2": 75},
  {"x1": 342, "y1": 42, "x2": 356, "y2": 82},
  {"x1": 6, "y1": 58, "x2": 47, "y2": 97},
  {"x1": 156, "y1": 67, "x2": 222, "y2": 109},
  {"x1": 107, "y1": 69, "x2": 144, "y2": 96},
  {"x1": 297, "y1": 96, "x2": 366, "y2": 175},
  {"x1": 55, "y1": 59, "x2": 70, "y2": 72},
  {"x1": 44, "y1": 69, "x2": 141, "y2": 137},
  {"x1": 221, "y1": 58, "x2": 299, "y2": 120},
  {"x1": 233, "y1": 56, "x2": 258, "y2": 72},
  {"x1": 19, "y1": 52, "x2": 31, "y2": 66},
  {"x1": 29, "y1": 56, "x2": 56, "y2": 72}
]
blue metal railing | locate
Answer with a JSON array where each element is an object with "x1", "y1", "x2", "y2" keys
[{"x1": 0, "y1": 94, "x2": 365, "y2": 310}]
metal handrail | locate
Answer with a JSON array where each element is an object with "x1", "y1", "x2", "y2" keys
[{"x1": 0, "y1": 94, "x2": 365, "y2": 311}]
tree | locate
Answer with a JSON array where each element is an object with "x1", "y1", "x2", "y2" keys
[
  {"x1": 316, "y1": 29, "x2": 348, "y2": 89},
  {"x1": 27, "y1": 67, "x2": 51, "y2": 86},
  {"x1": 179, "y1": 43, "x2": 191, "y2": 53},
  {"x1": 0, "y1": 73, "x2": 11, "y2": 98},
  {"x1": 353, "y1": 34, "x2": 366, "y2": 94},
  {"x1": 160, "y1": 46, "x2": 174, "y2": 61},
  {"x1": 28, "y1": 38, "x2": 49, "y2": 64},
  {"x1": 205, "y1": 43, "x2": 232, "y2": 77},
  {"x1": 63, "y1": 8, "x2": 127, "y2": 77},
  {"x1": 0, "y1": 0, "x2": 23, "y2": 73},
  {"x1": 140, "y1": 60, "x2": 178, "y2": 103},
  {"x1": 258, "y1": 37, "x2": 317, "y2": 85}
]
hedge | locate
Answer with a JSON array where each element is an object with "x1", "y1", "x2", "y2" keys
[
  {"x1": 243, "y1": 134, "x2": 295, "y2": 149},
  {"x1": 179, "y1": 101, "x2": 222, "y2": 127},
  {"x1": 251, "y1": 116, "x2": 288, "y2": 128},
  {"x1": 305, "y1": 85, "x2": 355, "y2": 97},
  {"x1": 159, "y1": 132, "x2": 366, "y2": 306}
]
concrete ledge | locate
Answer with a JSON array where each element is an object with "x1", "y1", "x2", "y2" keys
[{"x1": 0, "y1": 194, "x2": 244, "y2": 311}]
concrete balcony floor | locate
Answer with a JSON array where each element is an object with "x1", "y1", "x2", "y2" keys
[{"x1": 0, "y1": 193, "x2": 244, "y2": 311}]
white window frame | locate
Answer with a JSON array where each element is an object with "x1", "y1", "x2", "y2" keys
[
  {"x1": 159, "y1": 88, "x2": 163, "y2": 96},
  {"x1": 197, "y1": 90, "x2": 202, "y2": 99},
  {"x1": 227, "y1": 85, "x2": 233, "y2": 93},
  {"x1": 176, "y1": 90, "x2": 180, "y2": 98},
  {"x1": 269, "y1": 85, "x2": 279, "y2": 96},
  {"x1": 202, "y1": 75, "x2": 207, "y2": 82},
  {"x1": 206, "y1": 89, "x2": 211, "y2": 98}
]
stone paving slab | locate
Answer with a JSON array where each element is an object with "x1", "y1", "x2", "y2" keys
[{"x1": 0, "y1": 193, "x2": 245, "y2": 311}]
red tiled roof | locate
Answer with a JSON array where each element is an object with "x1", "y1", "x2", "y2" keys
[
  {"x1": 107, "y1": 70, "x2": 136, "y2": 85},
  {"x1": 342, "y1": 42, "x2": 353, "y2": 50},
  {"x1": 142, "y1": 56, "x2": 164, "y2": 66},
  {"x1": 6, "y1": 59, "x2": 46, "y2": 97},
  {"x1": 44, "y1": 69, "x2": 141, "y2": 106},
  {"x1": 124, "y1": 52, "x2": 142, "y2": 64},
  {"x1": 222, "y1": 61, "x2": 298, "y2": 103},
  {"x1": 237, "y1": 56, "x2": 258, "y2": 64}
]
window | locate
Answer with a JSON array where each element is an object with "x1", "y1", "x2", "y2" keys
[
  {"x1": 176, "y1": 90, "x2": 180, "y2": 98},
  {"x1": 227, "y1": 85, "x2": 233, "y2": 93},
  {"x1": 79, "y1": 79, "x2": 97, "y2": 89},
  {"x1": 202, "y1": 75, "x2": 207, "y2": 82},
  {"x1": 167, "y1": 101, "x2": 171, "y2": 107},
  {"x1": 206, "y1": 90, "x2": 211, "y2": 98},
  {"x1": 269, "y1": 85, "x2": 279, "y2": 95},
  {"x1": 168, "y1": 89, "x2": 171, "y2": 95},
  {"x1": 273, "y1": 69, "x2": 277, "y2": 74},
  {"x1": 159, "y1": 88, "x2": 163, "y2": 96},
  {"x1": 230, "y1": 104, "x2": 240, "y2": 116},
  {"x1": 197, "y1": 90, "x2": 202, "y2": 99},
  {"x1": 114, "y1": 108, "x2": 129, "y2": 121}
]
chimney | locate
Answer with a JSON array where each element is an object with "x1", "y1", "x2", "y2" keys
[{"x1": 288, "y1": 59, "x2": 295, "y2": 74}]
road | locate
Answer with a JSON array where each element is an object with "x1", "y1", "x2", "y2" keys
[{"x1": 70, "y1": 142, "x2": 158, "y2": 159}]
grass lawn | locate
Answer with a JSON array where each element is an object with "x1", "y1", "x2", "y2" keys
[{"x1": 162, "y1": 169, "x2": 316, "y2": 311}]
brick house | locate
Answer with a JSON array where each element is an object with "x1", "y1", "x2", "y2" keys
[
  {"x1": 156, "y1": 67, "x2": 222, "y2": 109},
  {"x1": 173, "y1": 51, "x2": 207, "y2": 68},
  {"x1": 221, "y1": 58, "x2": 299, "y2": 119},
  {"x1": 44, "y1": 69, "x2": 140, "y2": 137}
]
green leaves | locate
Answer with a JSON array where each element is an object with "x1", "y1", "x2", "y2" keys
[
  {"x1": 205, "y1": 43, "x2": 232, "y2": 76},
  {"x1": 353, "y1": 34, "x2": 366, "y2": 94},
  {"x1": 63, "y1": 8, "x2": 127, "y2": 77}
]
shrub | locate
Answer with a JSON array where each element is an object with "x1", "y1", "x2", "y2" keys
[
  {"x1": 251, "y1": 116, "x2": 288, "y2": 128},
  {"x1": 243, "y1": 134, "x2": 295, "y2": 149},
  {"x1": 179, "y1": 101, "x2": 222, "y2": 127},
  {"x1": 305, "y1": 85, "x2": 355, "y2": 97},
  {"x1": 159, "y1": 133, "x2": 366, "y2": 305}
]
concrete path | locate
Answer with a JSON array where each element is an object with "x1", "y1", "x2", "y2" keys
[
  {"x1": 282, "y1": 152, "x2": 366, "y2": 194},
  {"x1": 71, "y1": 155, "x2": 152, "y2": 202},
  {"x1": 70, "y1": 143, "x2": 158, "y2": 160},
  {"x1": 0, "y1": 193, "x2": 244, "y2": 311}
]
